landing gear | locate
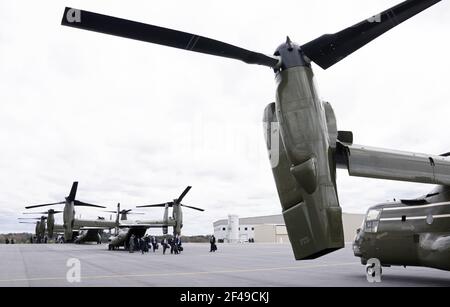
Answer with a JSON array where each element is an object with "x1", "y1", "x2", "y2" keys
[{"x1": 366, "y1": 263, "x2": 382, "y2": 277}]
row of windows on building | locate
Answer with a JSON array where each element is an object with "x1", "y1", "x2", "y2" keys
[{"x1": 220, "y1": 227, "x2": 255, "y2": 231}]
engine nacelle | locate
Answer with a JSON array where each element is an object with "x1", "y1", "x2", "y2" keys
[
  {"x1": 264, "y1": 101, "x2": 344, "y2": 260},
  {"x1": 47, "y1": 212, "x2": 55, "y2": 238}
]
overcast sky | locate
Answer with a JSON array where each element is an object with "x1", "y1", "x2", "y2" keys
[{"x1": 1, "y1": 0, "x2": 449, "y2": 235}]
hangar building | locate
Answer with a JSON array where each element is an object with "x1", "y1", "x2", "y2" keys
[{"x1": 213, "y1": 213, "x2": 364, "y2": 243}]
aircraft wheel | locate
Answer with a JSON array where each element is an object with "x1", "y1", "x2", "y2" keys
[
  {"x1": 366, "y1": 264, "x2": 382, "y2": 278},
  {"x1": 366, "y1": 263, "x2": 375, "y2": 277}
]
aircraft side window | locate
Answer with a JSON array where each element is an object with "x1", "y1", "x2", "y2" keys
[{"x1": 364, "y1": 209, "x2": 381, "y2": 233}]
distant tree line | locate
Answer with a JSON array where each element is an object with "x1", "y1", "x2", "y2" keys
[
  {"x1": 1, "y1": 233, "x2": 211, "y2": 244},
  {"x1": 0, "y1": 233, "x2": 32, "y2": 244}
]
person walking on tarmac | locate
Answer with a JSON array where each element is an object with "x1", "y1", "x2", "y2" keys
[
  {"x1": 176, "y1": 235, "x2": 183, "y2": 253},
  {"x1": 162, "y1": 237, "x2": 168, "y2": 255},
  {"x1": 210, "y1": 235, "x2": 217, "y2": 252},
  {"x1": 173, "y1": 235, "x2": 180, "y2": 254},
  {"x1": 144, "y1": 235, "x2": 150, "y2": 253},
  {"x1": 169, "y1": 237, "x2": 174, "y2": 254},
  {"x1": 139, "y1": 237, "x2": 145, "y2": 254},
  {"x1": 134, "y1": 235, "x2": 140, "y2": 252},
  {"x1": 129, "y1": 234, "x2": 135, "y2": 253},
  {"x1": 151, "y1": 236, "x2": 157, "y2": 252}
]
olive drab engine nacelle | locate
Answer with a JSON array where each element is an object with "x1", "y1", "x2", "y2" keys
[
  {"x1": 264, "y1": 93, "x2": 344, "y2": 260},
  {"x1": 46, "y1": 209, "x2": 56, "y2": 238},
  {"x1": 163, "y1": 203, "x2": 169, "y2": 235},
  {"x1": 35, "y1": 221, "x2": 40, "y2": 237},
  {"x1": 63, "y1": 200, "x2": 76, "y2": 241},
  {"x1": 172, "y1": 201, "x2": 183, "y2": 236}
]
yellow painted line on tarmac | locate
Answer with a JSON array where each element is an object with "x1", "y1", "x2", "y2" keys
[{"x1": 0, "y1": 261, "x2": 359, "y2": 283}]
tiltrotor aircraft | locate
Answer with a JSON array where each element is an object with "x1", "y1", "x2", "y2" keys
[
  {"x1": 353, "y1": 184, "x2": 450, "y2": 273},
  {"x1": 137, "y1": 186, "x2": 205, "y2": 236},
  {"x1": 60, "y1": 0, "x2": 449, "y2": 260},
  {"x1": 18, "y1": 216, "x2": 48, "y2": 242},
  {"x1": 19, "y1": 209, "x2": 63, "y2": 241},
  {"x1": 107, "y1": 187, "x2": 205, "y2": 250},
  {"x1": 25, "y1": 182, "x2": 109, "y2": 242}
]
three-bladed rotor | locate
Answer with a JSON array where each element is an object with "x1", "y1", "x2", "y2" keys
[{"x1": 61, "y1": 0, "x2": 441, "y2": 70}]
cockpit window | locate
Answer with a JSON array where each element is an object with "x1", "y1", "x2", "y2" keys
[
  {"x1": 364, "y1": 209, "x2": 381, "y2": 233},
  {"x1": 366, "y1": 209, "x2": 381, "y2": 221}
]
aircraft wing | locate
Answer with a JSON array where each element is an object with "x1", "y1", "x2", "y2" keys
[
  {"x1": 336, "y1": 142, "x2": 450, "y2": 185},
  {"x1": 79, "y1": 226, "x2": 111, "y2": 230},
  {"x1": 118, "y1": 223, "x2": 156, "y2": 228}
]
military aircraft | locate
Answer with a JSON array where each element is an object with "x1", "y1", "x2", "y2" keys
[
  {"x1": 107, "y1": 189, "x2": 204, "y2": 250},
  {"x1": 105, "y1": 202, "x2": 164, "y2": 250},
  {"x1": 72, "y1": 217, "x2": 110, "y2": 244},
  {"x1": 104, "y1": 203, "x2": 145, "y2": 221},
  {"x1": 60, "y1": 0, "x2": 449, "y2": 260},
  {"x1": 18, "y1": 216, "x2": 47, "y2": 242},
  {"x1": 137, "y1": 186, "x2": 205, "y2": 236},
  {"x1": 22, "y1": 206, "x2": 111, "y2": 243},
  {"x1": 25, "y1": 182, "x2": 108, "y2": 242},
  {"x1": 353, "y1": 185, "x2": 450, "y2": 274},
  {"x1": 21, "y1": 209, "x2": 62, "y2": 239}
]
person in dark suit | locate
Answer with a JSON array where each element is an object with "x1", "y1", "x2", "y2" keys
[
  {"x1": 129, "y1": 234, "x2": 135, "y2": 253},
  {"x1": 173, "y1": 236, "x2": 179, "y2": 254},
  {"x1": 210, "y1": 235, "x2": 217, "y2": 252},
  {"x1": 151, "y1": 236, "x2": 158, "y2": 252},
  {"x1": 162, "y1": 237, "x2": 168, "y2": 255},
  {"x1": 143, "y1": 235, "x2": 150, "y2": 253},
  {"x1": 176, "y1": 235, "x2": 182, "y2": 253},
  {"x1": 169, "y1": 237, "x2": 174, "y2": 254}
]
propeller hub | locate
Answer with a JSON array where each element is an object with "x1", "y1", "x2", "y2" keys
[{"x1": 274, "y1": 41, "x2": 310, "y2": 71}]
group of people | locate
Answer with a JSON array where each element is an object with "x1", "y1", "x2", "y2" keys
[
  {"x1": 29, "y1": 235, "x2": 49, "y2": 244},
  {"x1": 128, "y1": 234, "x2": 183, "y2": 255},
  {"x1": 4, "y1": 238, "x2": 15, "y2": 244}
]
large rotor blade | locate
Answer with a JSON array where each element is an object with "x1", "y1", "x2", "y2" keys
[
  {"x1": 301, "y1": 0, "x2": 442, "y2": 69},
  {"x1": 61, "y1": 7, "x2": 279, "y2": 68},
  {"x1": 22, "y1": 210, "x2": 63, "y2": 215},
  {"x1": 180, "y1": 204, "x2": 205, "y2": 212},
  {"x1": 136, "y1": 202, "x2": 173, "y2": 208},
  {"x1": 25, "y1": 201, "x2": 65, "y2": 209},
  {"x1": 74, "y1": 200, "x2": 106, "y2": 208},
  {"x1": 177, "y1": 186, "x2": 191, "y2": 203},
  {"x1": 67, "y1": 181, "x2": 78, "y2": 201}
]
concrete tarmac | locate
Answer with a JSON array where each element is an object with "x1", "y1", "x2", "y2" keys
[{"x1": 0, "y1": 243, "x2": 448, "y2": 287}]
